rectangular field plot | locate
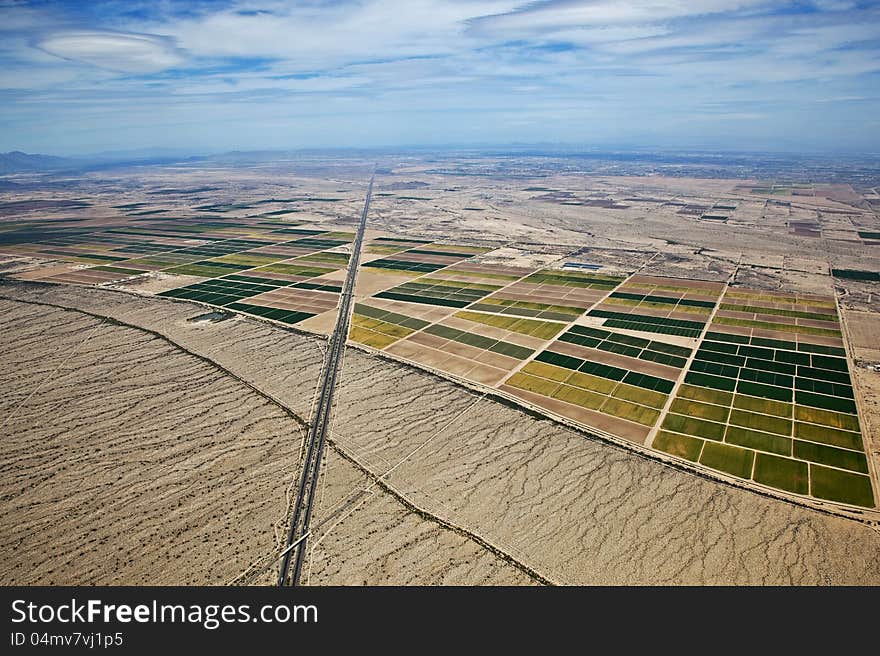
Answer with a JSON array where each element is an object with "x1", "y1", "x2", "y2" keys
[
  {"x1": 587, "y1": 308, "x2": 707, "y2": 338},
  {"x1": 363, "y1": 257, "x2": 448, "y2": 275},
  {"x1": 654, "y1": 288, "x2": 875, "y2": 508},
  {"x1": 293, "y1": 251, "x2": 351, "y2": 268},
  {"x1": 521, "y1": 269, "x2": 624, "y2": 290},
  {"x1": 250, "y1": 262, "x2": 338, "y2": 280},
  {"x1": 559, "y1": 324, "x2": 692, "y2": 368},
  {"x1": 364, "y1": 236, "x2": 431, "y2": 255},
  {"x1": 496, "y1": 324, "x2": 691, "y2": 444},
  {"x1": 468, "y1": 268, "x2": 626, "y2": 322},
  {"x1": 711, "y1": 287, "x2": 844, "y2": 343},
  {"x1": 224, "y1": 302, "x2": 314, "y2": 325},
  {"x1": 164, "y1": 260, "x2": 254, "y2": 278},
  {"x1": 157, "y1": 276, "x2": 284, "y2": 306},
  {"x1": 44, "y1": 265, "x2": 147, "y2": 285},
  {"x1": 379, "y1": 298, "x2": 571, "y2": 386},
  {"x1": 362, "y1": 242, "x2": 488, "y2": 276},
  {"x1": 587, "y1": 275, "x2": 724, "y2": 338},
  {"x1": 384, "y1": 311, "x2": 542, "y2": 385},
  {"x1": 244, "y1": 286, "x2": 340, "y2": 316},
  {"x1": 171, "y1": 238, "x2": 277, "y2": 258},
  {"x1": 454, "y1": 310, "x2": 566, "y2": 340},
  {"x1": 348, "y1": 303, "x2": 429, "y2": 349},
  {"x1": 438, "y1": 262, "x2": 534, "y2": 284},
  {"x1": 374, "y1": 278, "x2": 503, "y2": 308}
]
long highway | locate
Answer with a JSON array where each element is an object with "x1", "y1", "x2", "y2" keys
[{"x1": 277, "y1": 172, "x2": 374, "y2": 587}]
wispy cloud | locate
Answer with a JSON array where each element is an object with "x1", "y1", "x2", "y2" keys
[{"x1": 0, "y1": 0, "x2": 878, "y2": 154}]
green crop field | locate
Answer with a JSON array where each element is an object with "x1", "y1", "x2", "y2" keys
[
  {"x1": 612, "y1": 384, "x2": 667, "y2": 409},
  {"x1": 728, "y1": 409, "x2": 792, "y2": 436},
  {"x1": 732, "y1": 394, "x2": 792, "y2": 417},
  {"x1": 793, "y1": 440, "x2": 868, "y2": 474},
  {"x1": 725, "y1": 426, "x2": 791, "y2": 456},
  {"x1": 809, "y1": 465, "x2": 874, "y2": 507},
  {"x1": 210, "y1": 253, "x2": 286, "y2": 266},
  {"x1": 676, "y1": 384, "x2": 733, "y2": 406},
  {"x1": 699, "y1": 442, "x2": 755, "y2": 479},
  {"x1": 455, "y1": 310, "x2": 565, "y2": 340},
  {"x1": 349, "y1": 326, "x2": 400, "y2": 349},
  {"x1": 793, "y1": 422, "x2": 862, "y2": 450},
  {"x1": 662, "y1": 414, "x2": 726, "y2": 441},
  {"x1": 752, "y1": 454, "x2": 808, "y2": 494},
  {"x1": 654, "y1": 431, "x2": 704, "y2": 461},
  {"x1": 256, "y1": 263, "x2": 335, "y2": 277},
  {"x1": 794, "y1": 405, "x2": 860, "y2": 431},
  {"x1": 507, "y1": 372, "x2": 561, "y2": 396},
  {"x1": 600, "y1": 398, "x2": 660, "y2": 426},
  {"x1": 565, "y1": 370, "x2": 618, "y2": 394},
  {"x1": 647, "y1": 288, "x2": 877, "y2": 507},
  {"x1": 670, "y1": 398, "x2": 729, "y2": 422},
  {"x1": 551, "y1": 384, "x2": 605, "y2": 410},
  {"x1": 521, "y1": 361, "x2": 572, "y2": 382}
]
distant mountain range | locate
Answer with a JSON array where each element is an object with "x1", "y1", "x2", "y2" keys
[
  {"x1": 0, "y1": 150, "x2": 207, "y2": 175},
  {"x1": 0, "y1": 151, "x2": 76, "y2": 174}
]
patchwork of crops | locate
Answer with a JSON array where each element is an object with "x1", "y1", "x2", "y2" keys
[
  {"x1": 501, "y1": 322, "x2": 693, "y2": 444},
  {"x1": 587, "y1": 275, "x2": 724, "y2": 338},
  {"x1": 5, "y1": 213, "x2": 876, "y2": 509},
  {"x1": 654, "y1": 288, "x2": 874, "y2": 508}
]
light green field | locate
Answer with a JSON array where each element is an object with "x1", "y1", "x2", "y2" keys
[
  {"x1": 654, "y1": 431, "x2": 703, "y2": 461},
  {"x1": 349, "y1": 326, "x2": 400, "y2": 349},
  {"x1": 728, "y1": 409, "x2": 792, "y2": 436},
  {"x1": 732, "y1": 394, "x2": 792, "y2": 418},
  {"x1": 670, "y1": 398, "x2": 730, "y2": 423},
  {"x1": 507, "y1": 372, "x2": 560, "y2": 396},
  {"x1": 810, "y1": 465, "x2": 875, "y2": 507},
  {"x1": 211, "y1": 253, "x2": 285, "y2": 266},
  {"x1": 256, "y1": 263, "x2": 335, "y2": 277},
  {"x1": 521, "y1": 361, "x2": 571, "y2": 382},
  {"x1": 612, "y1": 384, "x2": 667, "y2": 409},
  {"x1": 454, "y1": 310, "x2": 564, "y2": 340},
  {"x1": 599, "y1": 398, "x2": 660, "y2": 426},
  {"x1": 794, "y1": 406, "x2": 860, "y2": 431},
  {"x1": 713, "y1": 316, "x2": 840, "y2": 338},
  {"x1": 752, "y1": 454, "x2": 808, "y2": 494},
  {"x1": 725, "y1": 426, "x2": 791, "y2": 456},
  {"x1": 565, "y1": 370, "x2": 617, "y2": 395},
  {"x1": 793, "y1": 422, "x2": 862, "y2": 451},
  {"x1": 676, "y1": 384, "x2": 733, "y2": 407},
  {"x1": 551, "y1": 384, "x2": 605, "y2": 410},
  {"x1": 699, "y1": 442, "x2": 755, "y2": 479},
  {"x1": 662, "y1": 413, "x2": 726, "y2": 441}
]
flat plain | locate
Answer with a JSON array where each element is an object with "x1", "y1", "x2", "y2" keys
[{"x1": 2, "y1": 151, "x2": 880, "y2": 584}]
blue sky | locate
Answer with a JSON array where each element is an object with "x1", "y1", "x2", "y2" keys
[{"x1": 1, "y1": 0, "x2": 879, "y2": 155}]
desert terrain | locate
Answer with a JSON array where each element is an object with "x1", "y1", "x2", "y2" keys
[{"x1": 2, "y1": 151, "x2": 879, "y2": 584}]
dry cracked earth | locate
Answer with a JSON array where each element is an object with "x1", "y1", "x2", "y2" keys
[{"x1": 1, "y1": 280, "x2": 879, "y2": 585}]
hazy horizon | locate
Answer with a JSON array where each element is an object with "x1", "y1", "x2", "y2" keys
[
  {"x1": 5, "y1": 141, "x2": 880, "y2": 161},
  {"x1": 2, "y1": 1, "x2": 879, "y2": 156}
]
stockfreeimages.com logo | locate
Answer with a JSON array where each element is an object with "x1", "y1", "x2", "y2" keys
[{"x1": 11, "y1": 599, "x2": 317, "y2": 631}]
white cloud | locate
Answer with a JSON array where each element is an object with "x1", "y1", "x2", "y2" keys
[
  {"x1": 36, "y1": 31, "x2": 185, "y2": 73},
  {"x1": 469, "y1": 0, "x2": 769, "y2": 37},
  {"x1": 155, "y1": 0, "x2": 521, "y2": 67}
]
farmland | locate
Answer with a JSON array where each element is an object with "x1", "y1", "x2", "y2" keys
[
  {"x1": 2, "y1": 152, "x2": 880, "y2": 585},
  {"x1": 653, "y1": 288, "x2": 873, "y2": 507},
  {"x1": 2, "y1": 199, "x2": 877, "y2": 510}
]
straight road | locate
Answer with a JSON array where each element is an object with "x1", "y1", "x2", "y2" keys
[{"x1": 277, "y1": 172, "x2": 374, "y2": 586}]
